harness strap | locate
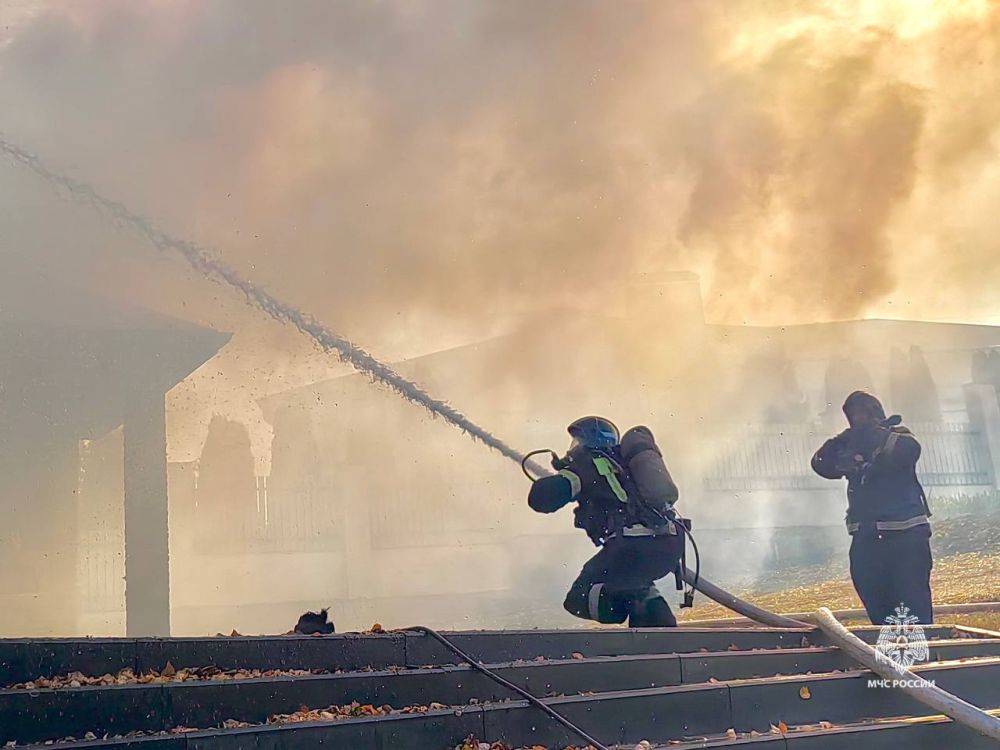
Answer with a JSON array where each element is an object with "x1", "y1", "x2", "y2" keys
[
  {"x1": 916, "y1": 472, "x2": 932, "y2": 517},
  {"x1": 612, "y1": 522, "x2": 677, "y2": 538},
  {"x1": 593, "y1": 456, "x2": 628, "y2": 503}
]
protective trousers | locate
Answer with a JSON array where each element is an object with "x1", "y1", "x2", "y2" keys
[
  {"x1": 564, "y1": 534, "x2": 683, "y2": 627},
  {"x1": 849, "y1": 526, "x2": 933, "y2": 625}
]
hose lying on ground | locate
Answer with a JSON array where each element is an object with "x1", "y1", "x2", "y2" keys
[
  {"x1": 812, "y1": 606, "x2": 1000, "y2": 742},
  {"x1": 684, "y1": 601, "x2": 1000, "y2": 629},
  {"x1": 397, "y1": 625, "x2": 610, "y2": 750},
  {"x1": 681, "y1": 568, "x2": 810, "y2": 629}
]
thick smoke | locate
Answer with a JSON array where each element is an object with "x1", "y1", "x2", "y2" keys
[{"x1": 0, "y1": 0, "x2": 996, "y2": 335}]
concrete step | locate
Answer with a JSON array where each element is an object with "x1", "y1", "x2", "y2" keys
[
  {"x1": 0, "y1": 626, "x2": 961, "y2": 686},
  {"x1": 12, "y1": 656, "x2": 1000, "y2": 749},
  {"x1": 4, "y1": 639, "x2": 998, "y2": 745},
  {"x1": 483, "y1": 658, "x2": 1000, "y2": 749},
  {"x1": 399, "y1": 626, "x2": 959, "y2": 666},
  {"x1": 776, "y1": 712, "x2": 1000, "y2": 749},
  {"x1": 662, "y1": 709, "x2": 1000, "y2": 749}
]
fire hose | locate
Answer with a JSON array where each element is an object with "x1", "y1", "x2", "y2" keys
[
  {"x1": 681, "y1": 567, "x2": 807, "y2": 628},
  {"x1": 812, "y1": 607, "x2": 1000, "y2": 742}
]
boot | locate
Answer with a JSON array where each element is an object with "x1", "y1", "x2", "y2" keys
[{"x1": 627, "y1": 590, "x2": 677, "y2": 628}]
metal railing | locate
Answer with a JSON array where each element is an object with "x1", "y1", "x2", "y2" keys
[{"x1": 704, "y1": 421, "x2": 994, "y2": 491}]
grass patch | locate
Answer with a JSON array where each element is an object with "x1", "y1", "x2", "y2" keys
[{"x1": 680, "y1": 550, "x2": 1000, "y2": 623}]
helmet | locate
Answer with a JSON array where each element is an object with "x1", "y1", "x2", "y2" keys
[{"x1": 567, "y1": 416, "x2": 620, "y2": 451}]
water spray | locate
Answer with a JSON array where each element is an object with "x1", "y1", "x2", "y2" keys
[{"x1": 0, "y1": 138, "x2": 545, "y2": 474}]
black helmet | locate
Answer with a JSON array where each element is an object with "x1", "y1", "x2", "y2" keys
[{"x1": 567, "y1": 416, "x2": 620, "y2": 450}]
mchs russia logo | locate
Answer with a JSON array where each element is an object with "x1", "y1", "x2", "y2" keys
[{"x1": 875, "y1": 604, "x2": 929, "y2": 670}]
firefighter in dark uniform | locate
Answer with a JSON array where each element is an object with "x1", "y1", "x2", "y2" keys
[
  {"x1": 812, "y1": 391, "x2": 934, "y2": 624},
  {"x1": 527, "y1": 417, "x2": 685, "y2": 627}
]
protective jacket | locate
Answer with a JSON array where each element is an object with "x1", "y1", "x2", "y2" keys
[
  {"x1": 528, "y1": 426, "x2": 679, "y2": 545},
  {"x1": 811, "y1": 423, "x2": 928, "y2": 533}
]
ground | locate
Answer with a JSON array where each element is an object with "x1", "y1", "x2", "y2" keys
[
  {"x1": 677, "y1": 510, "x2": 1000, "y2": 629},
  {"x1": 679, "y1": 550, "x2": 1000, "y2": 630}
]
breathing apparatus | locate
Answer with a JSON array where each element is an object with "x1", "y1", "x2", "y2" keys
[
  {"x1": 521, "y1": 417, "x2": 701, "y2": 608},
  {"x1": 521, "y1": 416, "x2": 621, "y2": 478}
]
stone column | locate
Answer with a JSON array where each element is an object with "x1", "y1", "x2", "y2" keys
[
  {"x1": 964, "y1": 384, "x2": 1000, "y2": 490},
  {"x1": 123, "y1": 394, "x2": 170, "y2": 636}
]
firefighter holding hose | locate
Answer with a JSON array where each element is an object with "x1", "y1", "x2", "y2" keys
[
  {"x1": 811, "y1": 391, "x2": 934, "y2": 625},
  {"x1": 526, "y1": 417, "x2": 685, "y2": 627}
]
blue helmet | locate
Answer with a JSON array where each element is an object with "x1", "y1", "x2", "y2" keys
[{"x1": 567, "y1": 416, "x2": 620, "y2": 451}]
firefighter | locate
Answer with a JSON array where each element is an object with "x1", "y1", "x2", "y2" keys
[
  {"x1": 527, "y1": 417, "x2": 684, "y2": 627},
  {"x1": 811, "y1": 391, "x2": 934, "y2": 624}
]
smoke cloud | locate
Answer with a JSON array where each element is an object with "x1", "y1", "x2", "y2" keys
[{"x1": 1, "y1": 1, "x2": 997, "y2": 333}]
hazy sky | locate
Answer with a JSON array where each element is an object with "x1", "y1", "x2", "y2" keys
[{"x1": 2, "y1": 0, "x2": 998, "y2": 460}]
